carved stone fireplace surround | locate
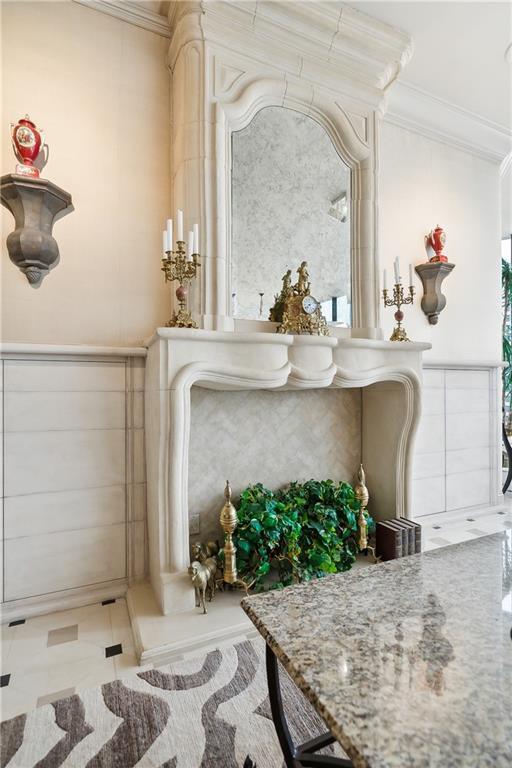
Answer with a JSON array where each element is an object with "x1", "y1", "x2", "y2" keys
[
  {"x1": 125, "y1": 3, "x2": 428, "y2": 662},
  {"x1": 142, "y1": 329, "x2": 430, "y2": 621}
]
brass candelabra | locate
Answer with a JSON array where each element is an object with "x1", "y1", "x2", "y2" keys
[
  {"x1": 161, "y1": 241, "x2": 200, "y2": 328},
  {"x1": 382, "y1": 282, "x2": 415, "y2": 341}
]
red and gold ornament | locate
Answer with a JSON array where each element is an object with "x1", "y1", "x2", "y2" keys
[
  {"x1": 11, "y1": 115, "x2": 45, "y2": 178},
  {"x1": 425, "y1": 225, "x2": 448, "y2": 263}
]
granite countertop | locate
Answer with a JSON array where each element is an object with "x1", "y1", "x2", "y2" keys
[{"x1": 242, "y1": 532, "x2": 512, "y2": 768}]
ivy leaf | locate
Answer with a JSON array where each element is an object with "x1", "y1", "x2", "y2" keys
[
  {"x1": 256, "y1": 561, "x2": 270, "y2": 576},
  {"x1": 237, "y1": 539, "x2": 251, "y2": 554}
]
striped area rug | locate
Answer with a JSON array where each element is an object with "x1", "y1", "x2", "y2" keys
[{"x1": 1, "y1": 637, "x2": 340, "y2": 768}]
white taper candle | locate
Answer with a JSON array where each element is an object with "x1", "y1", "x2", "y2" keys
[
  {"x1": 193, "y1": 223, "x2": 199, "y2": 254},
  {"x1": 162, "y1": 230, "x2": 168, "y2": 255},
  {"x1": 166, "y1": 219, "x2": 173, "y2": 251},
  {"x1": 177, "y1": 209, "x2": 184, "y2": 241},
  {"x1": 394, "y1": 258, "x2": 400, "y2": 283}
]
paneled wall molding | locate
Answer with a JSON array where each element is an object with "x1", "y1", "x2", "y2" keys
[
  {"x1": 423, "y1": 360, "x2": 505, "y2": 370},
  {"x1": 0, "y1": 343, "x2": 146, "y2": 358},
  {"x1": 1, "y1": 346, "x2": 147, "y2": 621},
  {"x1": 72, "y1": 0, "x2": 171, "y2": 37},
  {"x1": 412, "y1": 362, "x2": 503, "y2": 522},
  {"x1": 168, "y1": 1, "x2": 413, "y2": 336},
  {"x1": 386, "y1": 80, "x2": 512, "y2": 165}
]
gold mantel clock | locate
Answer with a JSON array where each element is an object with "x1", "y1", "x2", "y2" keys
[{"x1": 270, "y1": 261, "x2": 329, "y2": 336}]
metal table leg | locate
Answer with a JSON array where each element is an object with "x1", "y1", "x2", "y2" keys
[{"x1": 265, "y1": 643, "x2": 353, "y2": 768}]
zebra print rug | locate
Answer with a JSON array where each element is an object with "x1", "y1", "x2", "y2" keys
[{"x1": 1, "y1": 637, "x2": 342, "y2": 768}]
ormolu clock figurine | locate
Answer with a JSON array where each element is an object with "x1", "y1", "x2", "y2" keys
[
  {"x1": 270, "y1": 261, "x2": 329, "y2": 336},
  {"x1": 269, "y1": 268, "x2": 292, "y2": 322}
]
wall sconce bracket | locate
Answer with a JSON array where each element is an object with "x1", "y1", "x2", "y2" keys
[
  {"x1": 414, "y1": 262, "x2": 455, "y2": 325},
  {"x1": 1, "y1": 173, "x2": 73, "y2": 286}
]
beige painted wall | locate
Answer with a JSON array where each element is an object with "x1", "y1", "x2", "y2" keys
[
  {"x1": 1, "y1": 1, "x2": 171, "y2": 346},
  {"x1": 379, "y1": 122, "x2": 502, "y2": 363}
]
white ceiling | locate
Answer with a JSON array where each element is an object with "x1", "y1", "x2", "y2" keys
[{"x1": 349, "y1": 1, "x2": 512, "y2": 129}]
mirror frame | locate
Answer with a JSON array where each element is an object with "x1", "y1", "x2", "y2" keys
[{"x1": 213, "y1": 76, "x2": 376, "y2": 334}]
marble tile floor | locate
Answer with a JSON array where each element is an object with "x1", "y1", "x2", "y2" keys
[
  {"x1": 1, "y1": 500, "x2": 511, "y2": 722},
  {"x1": 0, "y1": 595, "x2": 258, "y2": 722},
  {"x1": 421, "y1": 498, "x2": 512, "y2": 551}
]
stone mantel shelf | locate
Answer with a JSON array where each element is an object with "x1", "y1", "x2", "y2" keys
[
  {"x1": 146, "y1": 328, "x2": 431, "y2": 392},
  {"x1": 145, "y1": 328, "x2": 431, "y2": 615}
]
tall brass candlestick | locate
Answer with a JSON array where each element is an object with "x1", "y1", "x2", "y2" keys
[
  {"x1": 382, "y1": 282, "x2": 414, "y2": 341},
  {"x1": 161, "y1": 241, "x2": 201, "y2": 328},
  {"x1": 354, "y1": 464, "x2": 379, "y2": 563},
  {"x1": 219, "y1": 481, "x2": 238, "y2": 584}
]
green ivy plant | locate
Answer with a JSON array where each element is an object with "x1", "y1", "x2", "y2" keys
[{"x1": 232, "y1": 479, "x2": 374, "y2": 591}]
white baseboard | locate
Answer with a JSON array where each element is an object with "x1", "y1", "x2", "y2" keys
[{"x1": 0, "y1": 579, "x2": 128, "y2": 624}]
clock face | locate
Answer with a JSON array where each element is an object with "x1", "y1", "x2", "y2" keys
[{"x1": 302, "y1": 295, "x2": 318, "y2": 315}]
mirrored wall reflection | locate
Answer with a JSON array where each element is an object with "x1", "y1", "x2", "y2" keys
[{"x1": 231, "y1": 106, "x2": 351, "y2": 324}]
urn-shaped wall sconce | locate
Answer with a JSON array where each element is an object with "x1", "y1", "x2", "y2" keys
[
  {"x1": 414, "y1": 262, "x2": 455, "y2": 325},
  {"x1": 1, "y1": 174, "x2": 73, "y2": 286}
]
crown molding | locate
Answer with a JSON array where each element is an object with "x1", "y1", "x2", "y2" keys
[
  {"x1": 73, "y1": 0, "x2": 171, "y2": 37},
  {"x1": 385, "y1": 80, "x2": 512, "y2": 165}
]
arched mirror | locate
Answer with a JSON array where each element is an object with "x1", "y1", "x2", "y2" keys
[{"x1": 231, "y1": 106, "x2": 351, "y2": 326}]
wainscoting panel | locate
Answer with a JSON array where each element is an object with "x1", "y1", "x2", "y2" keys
[
  {"x1": 4, "y1": 523, "x2": 127, "y2": 601},
  {"x1": 0, "y1": 349, "x2": 147, "y2": 616},
  {"x1": 412, "y1": 364, "x2": 501, "y2": 519}
]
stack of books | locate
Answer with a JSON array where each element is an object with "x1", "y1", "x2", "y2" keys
[{"x1": 376, "y1": 517, "x2": 422, "y2": 561}]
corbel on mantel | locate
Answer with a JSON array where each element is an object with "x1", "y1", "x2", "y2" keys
[{"x1": 167, "y1": 1, "x2": 413, "y2": 337}]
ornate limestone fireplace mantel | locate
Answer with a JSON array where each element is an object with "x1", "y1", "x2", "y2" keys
[{"x1": 144, "y1": 328, "x2": 430, "y2": 615}]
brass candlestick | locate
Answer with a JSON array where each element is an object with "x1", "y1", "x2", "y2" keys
[
  {"x1": 161, "y1": 241, "x2": 201, "y2": 328},
  {"x1": 382, "y1": 282, "x2": 414, "y2": 341}
]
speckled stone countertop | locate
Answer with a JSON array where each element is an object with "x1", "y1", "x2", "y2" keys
[{"x1": 242, "y1": 532, "x2": 512, "y2": 768}]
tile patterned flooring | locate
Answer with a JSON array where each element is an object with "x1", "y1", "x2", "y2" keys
[
  {"x1": 1, "y1": 501, "x2": 511, "y2": 722},
  {"x1": 0, "y1": 597, "x2": 147, "y2": 721}
]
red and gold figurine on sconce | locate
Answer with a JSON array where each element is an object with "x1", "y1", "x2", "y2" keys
[
  {"x1": 11, "y1": 115, "x2": 48, "y2": 178},
  {"x1": 425, "y1": 225, "x2": 448, "y2": 263},
  {"x1": 416, "y1": 225, "x2": 455, "y2": 325}
]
